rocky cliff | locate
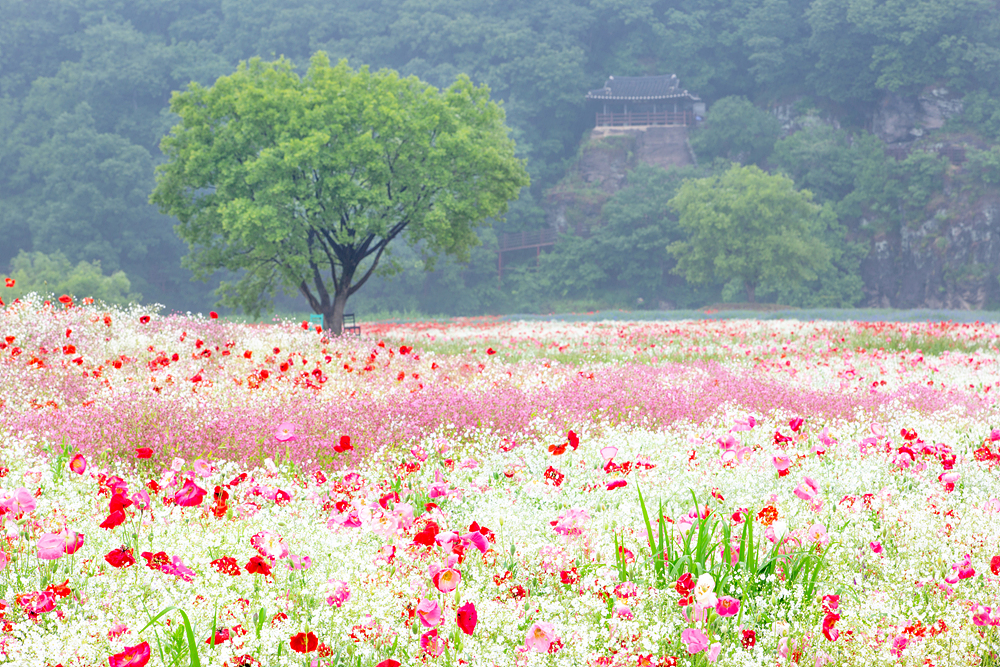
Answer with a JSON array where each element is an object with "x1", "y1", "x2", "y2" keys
[
  {"x1": 861, "y1": 167, "x2": 1000, "y2": 310},
  {"x1": 546, "y1": 126, "x2": 695, "y2": 233}
]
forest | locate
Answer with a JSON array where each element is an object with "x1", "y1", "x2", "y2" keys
[{"x1": 2, "y1": 0, "x2": 1000, "y2": 315}]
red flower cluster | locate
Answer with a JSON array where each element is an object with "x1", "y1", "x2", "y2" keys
[{"x1": 211, "y1": 556, "x2": 241, "y2": 576}]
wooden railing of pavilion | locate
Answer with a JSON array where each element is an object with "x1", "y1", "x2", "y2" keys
[{"x1": 595, "y1": 111, "x2": 693, "y2": 127}]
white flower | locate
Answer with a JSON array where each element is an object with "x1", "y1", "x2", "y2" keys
[{"x1": 694, "y1": 572, "x2": 717, "y2": 607}]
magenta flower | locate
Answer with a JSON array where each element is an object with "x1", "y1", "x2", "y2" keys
[
  {"x1": 416, "y1": 598, "x2": 441, "y2": 627},
  {"x1": 68, "y1": 453, "x2": 87, "y2": 475},
  {"x1": 173, "y1": 479, "x2": 207, "y2": 507},
  {"x1": 62, "y1": 530, "x2": 84, "y2": 555},
  {"x1": 681, "y1": 628, "x2": 709, "y2": 654},
  {"x1": 432, "y1": 567, "x2": 462, "y2": 593},
  {"x1": 456, "y1": 601, "x2": 477, "y2": 635},
  {"x1": 161, "y1": 555, "x2": 196, "y2": 582},
  {"x1": 524, "y1": 621, "x2": 557, "y2": 653},
  {"x1": 715, "y1": 596, "x2": 740, "y2": 617},
  {"x1": 420, "y1": 628, "x2": 445, "y2": 657}
]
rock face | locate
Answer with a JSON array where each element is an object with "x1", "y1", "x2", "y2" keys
[
  {"x1": 861, "y1": 194, "x2": 1000, "y2": 309},
  {"x1": 546, "y1": 126, "x2": 694, "y2": 232},
  {"x1": 873, "y1": 88, "x2": 964, "y2": 143}
]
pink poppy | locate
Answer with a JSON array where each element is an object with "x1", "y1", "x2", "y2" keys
[
  {"x1": 17, "y1": 590, "x2": 56, "y2": 615},
  {"x1": 1, "y1": 487, "x2": 36, "y2": 514},
  {"x1": 524, "y1": 621, "x2": 557, "y2": 653},
  {"x1": 251, "y1": 531, "x2": 289, "y2": 560},
  {"x1": 108, "y1": 641, "x2": 151, "y2": 667},
  {"x1": 173, "y1": 479, "x2": 207, "y2": 507},
  {"x1": 433, "y1": 567, "x2": 462, "y2": 592},
  {"x1": 715, "y1": 596, "x2": 740, "y2": 617},
  {"x1": 681, "y1": 628, "x2": 709, "y2": 654},
  {"x1": 36, "y1": 533, "x2": 65, "y2": 560},
  {"x1": 69, "y1": 453, "x2": 87, "y2": 475},
  {"x1": 326, "y1": 580, "x2": 350, "y2": 607},
  {"x1": 420, "y1": 629, "x2": 445, "y2": 657},
  {"x1": 462, "y1": 529, "x2": 489, "y2": 554},
  {"x1": 416, "y1": 598, "x2": 442, "y2": 627},
  {"x1": 772, "y1": 454, "x2": 791, "y2": 473},
  {"x1": 275, "y1": 422, "x2": 296, "y2": 442},
  {"x1": 793, "y1": 477, "x2": 818, "y2": 501},
  {"x1": 456, "y1": 601, "x2": 477, "y2": 635},
  {"x1": 62, "y1": 530, "x2": 84, "y2": 555}
]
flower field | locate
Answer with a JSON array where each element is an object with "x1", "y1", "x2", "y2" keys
[{"x1": 1, "y1": 296, "x2": 1000, "y2": 666}]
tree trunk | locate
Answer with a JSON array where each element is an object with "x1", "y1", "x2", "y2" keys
[
  {"x1": 745, "y1": 281, "x2": 756, "y2": 303},
  {"x1": 324, "y1": 289, "x2": 350, "y2": 336}
]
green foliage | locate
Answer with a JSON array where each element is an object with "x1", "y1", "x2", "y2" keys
[
  {"x1": 3, "y1": 0, "x2": 1000, "y2": 313},
  {"x1": 772, "y1": 120, "x2": 857, "y2": 204},
  {"x1": 152, "y1": 53, "x2": 528, "y2": 332},
  {"x1": 689, "y1": 96, "x2": 781, "y2": 165},
  {"x1": 3, "y1": 251, "x2": 140, "y2": 306},
  {"x1": 668, "y1": 164, "x2": 833, "y2": 303}
]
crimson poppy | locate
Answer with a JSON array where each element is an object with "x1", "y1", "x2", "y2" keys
[
  {"x1": 135, "y1": 447, "x2": 153, "y2": 459},
  {"x1": 456, "y1": 601, "x2": 477, "y2": 635},
  {"x1": 209, "y1": 311, "x2": 218, "y2": 319},
  {"x1": 139, "y1": 315, "x2": 150, "y2": 324},
  {"x1": 334, "y1": 435, "x2": 353, "y2": 453},
  {"x1": 58, "y1": 294, "x2": 73, "y2": 305},
  {"x1": 100, "y1": 509, "x2": 126, "y2": 529},
  {"x1": 105, "y1": 547, "x2": 136, "y2": 568},
  {"x1": 245, "y1": 555, "x2": 272, "y2": 575},
  {"x1": 289, "y1": 631, "x2": 318, "y2": 653},
  {"x1": 4, "y1": 278, "x2": 13, "y2": 287}
]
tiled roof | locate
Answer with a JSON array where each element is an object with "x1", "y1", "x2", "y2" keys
[{"x1": 586, "y1": 75, "x2": 700, "y2": 101}]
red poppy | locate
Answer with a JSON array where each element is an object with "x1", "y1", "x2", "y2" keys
[
  {"x1": 105, "y1": 547, "x2": 136, "y2": 568},
  {"x1": 135, "y1": 447, "x2": 153, "y2": 459},
  {"x1": 211, "y1": 556, "x2": 241, "y2": 576},
  {"x1": 108, "y1": 641, "x2": 151, "y2": 667},
  {"x1": 486, "y1": 347, "x2": 496, "y2": 355},
  {"x1": 100, "y1": 509, "x2": 127, "y2": 529},
  {"x1": 245, "y1": 556, "x2": 272, "y2": 576},
  {"x1": 375, "y1": 661, "x2": 401, "y2": 667},
  {"x1": 3, "y1": 278, "x2": 13, "y2": 287},
  {"x1": 289, "y1": 631, "x2": 319, "y2": 653},
  {"x1": 991, "y1": 555, "x2": 1000, "y2": 575},
  {"x1": 209, "y1": 311, "x2": 218, "y2": 319},
  {"x1": 413, "y1": 521, "x2": 440, "y2": 547},
  {"x1": 456, "y1": 601, "x2": 477, "y2": 635},
  {"x1": 334, "y1": 435, "x2": 353, "y2": 453},
  {"x1": 205, "y1": 627, "x2": 231, "y2": 644},
  {"x1": 548, "y1": 443, "x2": 567, "y2": 456},
  {"x1": 141, "y1": 551, "x2": 170, "y2": 571},
  {"x1": 58, "y1": 294, "x2": 73, "y2": 305},
  {"x1": 45, "y1": 579, "x2": 73, "y2": 597},
  {"x1": 567, "y1": 430, "x2": 579, "y2": 450},
  {"x1": 139, "y1": 315, "x2": 150, "y2": 324}
]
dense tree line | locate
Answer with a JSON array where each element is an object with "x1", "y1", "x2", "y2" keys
[{"x1": 2, "y1": 0, "x2": 999, "y2": 313}]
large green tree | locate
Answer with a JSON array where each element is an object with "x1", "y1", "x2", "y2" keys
[
  {"x1": 667, "y1": 164, "x2": 833, "y2": 303},
  {"x1": 151, "y1": 53, "x2": 529, "y2": 333}
]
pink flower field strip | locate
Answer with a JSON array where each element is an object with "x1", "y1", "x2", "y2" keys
[{"x1": 0, "y1": 297, "x2": 999, "y2": 666}]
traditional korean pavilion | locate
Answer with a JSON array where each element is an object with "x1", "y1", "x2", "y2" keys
[{"x1": 586, "y1": 74, "x2": 703, "y2": 127}]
